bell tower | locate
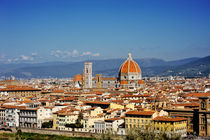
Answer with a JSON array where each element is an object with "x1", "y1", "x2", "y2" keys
[{"x1": 84, "y1": 62, "x2": 92, "y2": 88}]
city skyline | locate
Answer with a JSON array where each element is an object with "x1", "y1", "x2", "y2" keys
[{"x1": 0, "y1": 0, "x2": 210, "y2": 63}]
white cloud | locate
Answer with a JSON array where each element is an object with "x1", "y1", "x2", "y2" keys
[
  {"x1": 6, "y1": 54, "x2": 35, "y2": 63},
  {"x1": 50, "y1": 49, "x2": 100, "y2": 58},
  {"x1": 81, "y1": 51, "x2": 100, "y2": 57},
  {"x1": 50, "y1": 50, "x2": 72, "y2": 58},
  {"x1": 72, "y1": 49, "x2": 79, "y2": 57},
  {"x1": 92, "y1": 53, "x2": 100, "y2": 56},
  {"x1": 20, "y1": 55, "x2": 34, "y2": 61},
  {"x1": 32, "y1": 52, "x2": 38, "y2": 56},
  {"x1": 81, "y1": 51, "x2": 91, "y2": 56},
  {"x1": 7, "y1": 59, "x2": 12, "y2": 63},
  {"x1": 14, "y1": 57, "x2": 20, "y2": 62}
]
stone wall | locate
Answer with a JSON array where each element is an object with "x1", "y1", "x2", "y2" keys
[{"x1": 20, "y1": 128, "x2": 99, "y2": 138}]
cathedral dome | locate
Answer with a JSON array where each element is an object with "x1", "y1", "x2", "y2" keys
[
  {"x1": 119, "y1": 53, "x2": 141, "y2": 74},
  {"x1": 73, "y1": 74, "x2": 82, "y2": 82}
]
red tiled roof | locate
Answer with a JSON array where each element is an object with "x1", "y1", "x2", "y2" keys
[
  {"x1": 153, "y1": 116, "x2": 187, "y2": 122},
  {"x1": 120, "y1": 80, "x2": 128, "y2": 85},
  {"x1": 53, "y1": 90, "x2": 64, "y2": 93},
  {"x1": 138, "y1": 80, "x2": 144, "y2": 84},
  {"x1": 105, "y1": 117, "x2": 121, "y2": 122},
  {"x1": 59, "y1": 97, "x2": 78, "y2": 101},
  {"x1": 121, "y1": 94, "x2": 151, "y2": 98},
  {"x1": 184, "y1": 93, "x2": 210, "y2": 98},
  {"x1": 173, "y1": 103, "x2": 199, "y2": 107},
  {"x1": 126, "y1": 110, "x2": 155, "y2": 116},
  {"x1": 0, "y1": 86, "x2": 40, "y2": 91},
  {"x1": 85, "y1": 101, "x2": 110, "y2": 105}
]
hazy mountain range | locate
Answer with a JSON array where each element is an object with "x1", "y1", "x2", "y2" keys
[{"x1": 0, "y1": 56, "x2": 209, "y2": 79}]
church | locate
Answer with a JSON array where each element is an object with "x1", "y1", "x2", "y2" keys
[
  {"x1": 73, "y1": 53, "x2": 144, "y2": 89},
  {"x1": 118, "y1": 52, "x2": 144, "y2": 89}
]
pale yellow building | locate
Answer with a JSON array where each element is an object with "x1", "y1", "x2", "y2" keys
[
  {"x1": 152, "y1": 116, "x2": 187, "y2": 137},
  {"x1": 52, "y1": 109, "x2": 79, "y2": 130},
  {"x1": 110, "y1": 103, "x2": 124, "y2": 109},
  {"x1": 125, "y1": 110, "x2": 155, "y2": 130}
]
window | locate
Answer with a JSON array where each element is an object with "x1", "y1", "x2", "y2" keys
[
  {"x1": 201, "y1": 126, "x2": 205, "y2": 131},
  {"x1": 201, "y1": 101, "x2": 206, "y2": 109},
  {"x1": 201, "y1": 118, "x2": 205, "y2": 124}
]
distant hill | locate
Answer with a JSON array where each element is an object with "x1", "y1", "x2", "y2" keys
[
  {"x1": 159, "y1": 56, "x2": 210, "y2": 77},
  {"x1": 165, "y1": 57, "x2": 200, "y2": 66},
  {"x1": 0, "y1": 56, "x2": 208, "y2": 79}
]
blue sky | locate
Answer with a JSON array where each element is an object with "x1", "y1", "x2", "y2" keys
[{"x1": 0, "y1": 0, "x2": 210, "y2": 63}]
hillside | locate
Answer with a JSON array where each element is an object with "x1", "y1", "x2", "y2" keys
[
  {"x1": 0, "y1": 56, "x2": 208, "y2": 79},
  {"x1": 159, "y1": 56, "x2": 210, "y2": 77}
]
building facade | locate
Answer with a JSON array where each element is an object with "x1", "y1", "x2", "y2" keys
[
  {"x1": 84, "y1": 62, "x2": 92, "y2": 89},
  {"x1": 5, "y1": 106, "x2": 20, "y2": 127},
  {"x1": 198, "y1": 96, "x2": 210, "y2": 136},
  {"x1": 164, "y1": 96, "x2": 210, "y2": 137},
  {"x1": 0, "y1": 108, "x2": 5, "y2": 126},
  {"x1": 125, "y1": 110, "x2": 155, "y2": 130},
  {"x1": 19, "y1": 108, "x2": 38, "y2": 128},
  {"x1": 152, "y1": 116, "x2": 187, "y2": 137}
]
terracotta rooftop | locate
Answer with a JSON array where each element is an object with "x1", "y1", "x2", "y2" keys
[
  {"x1": 0, "y1": 86, "x2": 40, "y2": 91},
  {"x1": 153, "y1": 116, "x2": 187, "y2": 122},
  {"x1": 85, "y1": 101, "x2": 110, "y2": 105},
  {"x1": 173, "y1": 103, "x2": 199, "y2": 107},
  {"x1": 105, "y1": 117, "x2": 121, "y2": 122},
  {"x1": 126, "y1": 110, "x2": 155, "y2": 116}
]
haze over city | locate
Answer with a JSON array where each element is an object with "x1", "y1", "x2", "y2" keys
[
  {"x1": 0, "y1": 1, "x2": 210, "y2": 139},
  {"x1": 0, "y1": 0, "x2": 210, "y2": 63}
]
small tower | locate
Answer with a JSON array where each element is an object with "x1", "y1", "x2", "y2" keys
[
  {"x1": 96, "y1": 74, "x2": 102, "y2": 88},
  {"x1": 84, "y1": 62, "x2": 92, "y2": 88}
]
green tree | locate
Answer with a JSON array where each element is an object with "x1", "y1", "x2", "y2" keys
[
  {"x1": 42, "y1": 120, "x2": 53, "y2": 128},
  {"x1": 65, "y1": 112, "x2": 83, "y2": 131},
  {"x1": 15, "y1": 128, "x2": 22, "y2": 140}
]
